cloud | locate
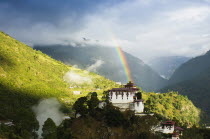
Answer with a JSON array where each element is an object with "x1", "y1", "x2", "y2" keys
[
  {"x1": 63, "y1": 0, "x2": 210, "y2": 60},
  {"x1": 86, "y1": 59, "x2": 104, "y2": 72},
  {"x1": 1, "y1": 0, "x2": 210, "y2": 61},
  {"x1": 167, "y1": 7, "x2": 210, "y2": 22},
  {"x1": 63, "y1": 70, "x2": 92, "y2": 84}
]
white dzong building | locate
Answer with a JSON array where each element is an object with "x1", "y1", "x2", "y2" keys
[
  {"x1": 160, "y1": 121, "x2": 175, "y2": 134},
  {"x1": 154, "y1": 120, "x2": 184, "y2": 139},
  {"x1": 108, "y1": 81, "x2": 144, "y2": 113}
]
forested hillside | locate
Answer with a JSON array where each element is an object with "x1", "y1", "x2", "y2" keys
[
  {"x1": 34, "y1": 45, "x2": 167, "y2": 91},
  {"x1": 161, "y1": 67, "x2": 210, "y2": 117},
  {"x1": 161, "y1": 51, "x2": 210, "y2": 117},
  {"x1": 143, "y1": 92, "x2": 200, "y2": 127}
]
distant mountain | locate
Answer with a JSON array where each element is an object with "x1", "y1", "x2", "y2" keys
[
  {"x1": 168, "y1": 52, "x2": 210, "y2": 85},
  {"x1": 148, "y1": 56, "x2": 190, "y2": 79},
  {"x1": 34, "y1": 45, "x2": 167, "y2": 91},
  {"x1": 160, "y1": 51, "x2": 210, "y2": 116}
]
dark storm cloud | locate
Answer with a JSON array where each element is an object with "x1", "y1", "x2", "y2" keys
[
  {"x1": 0, "y1": 0, "x2": 123, "y2": 44},
  {"x1": 1, "y1": 0, "x2": 210, "y2": 60},
  {"x1": 0, "y1": 0, "x2": 105, "y2": 25}
]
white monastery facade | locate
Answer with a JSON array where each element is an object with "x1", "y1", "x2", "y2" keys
[{"x1": 108, "y1": 81, "x2": 144, "y2": 113}]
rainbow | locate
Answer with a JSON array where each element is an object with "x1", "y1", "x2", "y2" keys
[
  {"x1": 115, "y1": 45, "x2": 133, "y2": 82},
  {"x1": 109, "y1": 33, "x2": 133, "y2": 82}
]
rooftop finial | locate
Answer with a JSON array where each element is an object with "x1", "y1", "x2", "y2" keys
[{"x1": 125, "y1": 81, "x2": 134, "y2": 88}]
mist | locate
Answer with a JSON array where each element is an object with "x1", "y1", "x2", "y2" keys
[
  {"x1": 63, "y1": 70, "x2": 92, "y2": 84},
  {"x1": 32, "y1": 98, "x2": 64, "y2": 138},
  {"x1": 86, "y1": 59, "x2": 104, "y2": 72}
]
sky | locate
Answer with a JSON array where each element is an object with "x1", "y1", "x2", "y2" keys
[{"x1": 1, "y1": 0, "x2": 210, "y2": 61}]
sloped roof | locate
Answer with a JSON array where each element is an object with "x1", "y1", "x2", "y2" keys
[
  {"x1": 161, "y1": 120, "x2": 175, "y2": 125},
  {"x1": 109, "y1": 81, "x2": 139, "y2": 92},
  {"x1": 175, "y1": 126, "x2": 184, "y2": 131},
  {"x1": 109, "y1": 87, "x2": 139, "y2": 92}
]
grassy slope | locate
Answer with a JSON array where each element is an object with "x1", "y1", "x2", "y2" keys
[{"x1": 0, "y1": 32, "x2": 118, "y2": 119}]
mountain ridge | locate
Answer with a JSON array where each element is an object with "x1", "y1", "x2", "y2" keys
[
  {"x1": 168, "y1": 51, "x2": 210, "y2": 85},
  {"x1": 34, "y1": 45, "x2": 167, "y2": 91},
  {"x1": 161, "y1": 51, "x2": 210, "y2": 117}
]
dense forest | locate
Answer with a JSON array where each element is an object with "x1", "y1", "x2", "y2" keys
[
  {"x1": 161, "y1": 50, "x2": 210, "y2": 117},
  {"x1": 0, "y1": 92, "x2": 209, "y2": 139},
  {"x1": 143, "y1": 92, "x2": 200, "y2": 127}
]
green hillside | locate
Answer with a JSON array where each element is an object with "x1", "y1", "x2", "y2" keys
[
  {"x1": 160, "y1": 68, "x2": 210, "y2": 117},
  {"x1": 0, "y1": 31, "x2": 118, "y2": 119},
  {"x1": 161, "y1": 51, "x2": 210, "y2": 117},
  {"x1": 143, "y1": 92, "x2": 201, "y2": 127}
]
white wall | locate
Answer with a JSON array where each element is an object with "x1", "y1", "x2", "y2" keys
[
  {"x1": 162, "y1": 125, "x2": 174, "y2": 134},
  {"x1": 153, "y1": 125, "x2": 175, "y2": 134},
  {"x1": 112, "y1": 103, "x2": 130, "y2": 109},
  {"x1": 109, "y1": 92, "x2": 135, "y2": 103},
  {"x1": 109, "y1": 91, "x2": 145, "y2": 113},
  {"x1": 134, "y1": 102, "x2": 144, "y2": 113}
]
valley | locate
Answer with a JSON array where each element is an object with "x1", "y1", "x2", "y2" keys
[
  {"x1": 1, "y1": 0, "x2": 210, "y2": 138},
  {"x1": 0, "y1": 31, "x2": 208, "y2": 138}
]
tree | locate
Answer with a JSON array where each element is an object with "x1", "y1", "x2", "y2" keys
[
  {"x1": 57, "y1": 120, "x2": 73, "y2": 139},
  {"x1": 42, "y1": 118, "x2": 57, "y2": 139},
  {"x1": 72, "y1": 97, "x2": 88, "y2": 117},
  {"x1": 102, "y1": 91, "x2": 110, "y2": 103},
  {"x1": 136, "y1": 92, "x2": 142, "y2": 99},
  {"x1": 13, "y1": 108, "x2": 39, "y2": 138},
  {"x1": 104, "y1": 104, "x2": 126, "y2": 127},
  {"x1": 87, "y1": 92, "x2": 99, "y2": 116}
]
